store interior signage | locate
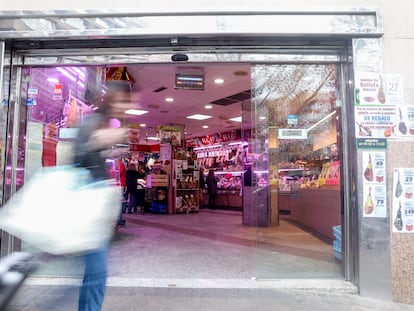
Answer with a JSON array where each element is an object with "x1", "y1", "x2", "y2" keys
[
  {"x1": 356, "y1": 138, "x2": 387, "y2": 150},
  {"x1": 175, "y1": 74, "x2": 205, "y2": 90},
  {"x1": 278, "y1": 128, "x2": 307, "y2": 140}
]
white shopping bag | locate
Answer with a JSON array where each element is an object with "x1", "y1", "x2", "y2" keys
[{"x1": 0, "y1": 165, "x2": 121, "y2": 255}]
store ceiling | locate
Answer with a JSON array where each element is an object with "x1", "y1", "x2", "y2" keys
[
  {"x1": 30, "y1": 63, "x2": 252, "y2": 145},
  {"x1": 124, "y1": 63, "x2": 251, "y2": 143}
]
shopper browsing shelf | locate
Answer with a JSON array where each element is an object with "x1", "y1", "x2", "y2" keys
[
  {"x1": 136, "y1": 162, "x2": 147, "y2": 213},
  {"x1": 126, "y1": 163, "x2": 140, "y2": 214}
]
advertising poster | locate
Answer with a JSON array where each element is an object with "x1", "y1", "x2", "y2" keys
[
  {"x1": 53, "y1": 83, "x2": 63, "y2": 100},
  {"x1": 394, "y1": 105, "x2": 414, "y2": 137},
  {"x1": 392, "y1": 168, "x2": 414, "y2": 233},
  {"x1": 160, "y1": 125, "x2": 182, "y2": 146},
  {"x1": 354, "y1": 105, "x2": 414, "y2": 139},
  {"x1": 362, "y1": 151, "x2": 386, "y2": 217},
  {"x1": 355, "y1": 106, "x2": 397, "y2": 138},
  {"x1": 355, "y1": 73, "x2": 403, "y2": 106}
]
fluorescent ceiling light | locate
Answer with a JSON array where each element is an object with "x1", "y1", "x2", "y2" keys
[
  {"x1": 165, "y1": 97, "x2": 174, "y2": 102},
  {"x1": 146, "y1": 136, "x2": 160, "y2": 141},
  {"x1": 187, "y1": 114, "x2": 212, "y2": 120},
  {"x1": 307, "y1": 111, "x2": 336, "y2": 131},
  {"x1": 47, "y1": 77, "x2": 59, "y2": 83},
  {"x1": 125, "y1": 109, "x2": 149, "y2": 116},
  {"x1": 202, "y1": 125, "x2": 209, "y2": 129},
  {"x1": 230, "y1": 116, "x2": 242, "y2": 122},
  {"x1": 205, "y1": 104, "x2": 213, "y2": 109},
  {"x1": 56, "y1": 67, "x2": 76, "y2": 82},
  {"x1": 194, "y1": 144, "x2": 223, "y2": 150}
]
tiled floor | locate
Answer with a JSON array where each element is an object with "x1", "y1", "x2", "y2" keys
[
  {"x1": 28, "y1": 209, "x2": 342, "y2": 282},
  {"x1": 13, "y1": 210, "x2": 414, "y2": 311}
]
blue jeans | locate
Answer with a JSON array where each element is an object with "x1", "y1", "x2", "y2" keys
[
  {"x1": 118, "y1": 191, "x2": 127, "y2": 225},
  {"x1": 127, "y1": 192, "x2": 137, "y2": 213},
  {"x1": 121, "y1": 191, "x2": 128, "y2": 213},
  {"x1": 78, "y1": 248, "x2": 108, "y2": 311}
]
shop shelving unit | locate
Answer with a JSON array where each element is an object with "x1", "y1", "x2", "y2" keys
[
  {"x1": 145, "y1": 186, "x2": 168, "y2": 214},
  {"x1": 145, "y1": 173, "x2": 169, "y2": 214},
  {"x1": 174, "y1": 159, "x2": 200, "y2": 213}
]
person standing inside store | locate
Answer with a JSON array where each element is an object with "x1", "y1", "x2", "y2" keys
[
  {"x1": 118, "y1": 157, "x2": 127, "y2": 226},
  {"x1": 135, "y1": 161, "x2": 147, "y2": 213},
  {"x1": 199, "y1": 167, "x2": 206, "y2": 208},
  {"x1": 126, "y1": 163, "x2": 140, "y2": 214},
  {"x1": 206, "y1": 169, "x2": 218, "y2": 209},
  {"x1": 74, "y1": 80, "x2": 133, "y2": 311}
]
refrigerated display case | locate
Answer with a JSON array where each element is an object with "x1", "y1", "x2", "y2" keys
[{"x1": 201, "y1": 170, "x2": 243, "y2": 209}]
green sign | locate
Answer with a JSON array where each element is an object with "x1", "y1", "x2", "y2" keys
[{"x1": 356, "y1": 138, "x2": 387, "y2": 150}]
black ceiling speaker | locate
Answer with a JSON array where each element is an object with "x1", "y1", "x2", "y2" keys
[{"x1": 171, "y1": 53, "x2": 189, "y2": 62}]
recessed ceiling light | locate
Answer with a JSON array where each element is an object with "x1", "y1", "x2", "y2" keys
[
  {"x1": 214, "y1": 78, "x2": 224, "y2": 84},
  {"x1": 125, "y1": 109, "x2": 149, "y2": 116},
  {"x1": 229, "y1": 116, "x2": 242, "y2": 122},
  {"x1": 202, "y1": 125, "x2": 209, "y2": 129},
  {"x1": 259, "y1": 116, "x2": 266, "y2": 120},
  {"x1": 187, "y1": 114, "x2": 212, "y2": 120},
  {"x1": 205, "y1": 104, "x2": 213, "y2": 109},
  {"x1": 140, "y1": 123, "x2": 146, "y2": 127},
  {"x1": 165, "y1": 97, "x2": 174, "y2": 102}
]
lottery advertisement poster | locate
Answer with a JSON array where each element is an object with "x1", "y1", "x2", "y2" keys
[
  {"x1": 362, "y1": 151, "x2": 386, "y2": 217},
  {"x1": 392, "y1": 168, "x2": 414, "y2": 233}
]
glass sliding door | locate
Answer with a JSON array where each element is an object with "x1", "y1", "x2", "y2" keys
[{"x1": 250, "y1": 64, "x2": 343, "y2": 278}]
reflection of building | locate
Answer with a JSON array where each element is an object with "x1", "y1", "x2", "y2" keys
[{"x1": 1, "y1": 4, "x2": 414, "y2": 305}]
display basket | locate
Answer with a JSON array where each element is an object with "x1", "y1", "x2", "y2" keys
[
  {"x1": 333, "y1": 240, "x2": 342, "y2": 261},
  {"x1": 333, "y1": 225, "x2": 342, "y2": 241},
  {"x1": 149, "y1": 202, "x2": 167, "y2": 214}
]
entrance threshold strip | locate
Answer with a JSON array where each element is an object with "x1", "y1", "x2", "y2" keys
[{"x1": 24, "y1": 277, "x2": 357, "y2": 293}]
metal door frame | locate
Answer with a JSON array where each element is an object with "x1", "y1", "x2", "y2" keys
[{"x1": 0, "y1": 7, "x2": 383, "y2": 288}]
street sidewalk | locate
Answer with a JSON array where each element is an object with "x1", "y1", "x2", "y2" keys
[{"x1": 5, "y1": 282, "x2": 414, "y2": 311}]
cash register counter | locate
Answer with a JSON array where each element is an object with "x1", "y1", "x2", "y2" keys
[{"x1": 201, "y1": 190, "x2": 242, "y2": 210}]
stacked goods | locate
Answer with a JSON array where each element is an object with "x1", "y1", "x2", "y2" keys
[
  {"x1": 177, "y1": 176, "x2": 198, "y2": 189},
  {"x1": 149, "y1": 174, "x2": 169, "y2": 187}
]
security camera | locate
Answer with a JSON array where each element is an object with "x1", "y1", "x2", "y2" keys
[{"x1": 171, "y1": 53, "x2": 189, "y2": 62}]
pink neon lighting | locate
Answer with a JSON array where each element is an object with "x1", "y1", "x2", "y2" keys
[
  {"x1": 72, "y1": 67, "x2": 85, "y2": 78},
  {"x1": 56, "y1": 67, "x2": 85, "y2": 88},
  {"x1": 57, "y1": 67, "x2": 76, "y2": 82},
  {"x1": 66, "y1": 67, "x2": 85, "y2": 81}
]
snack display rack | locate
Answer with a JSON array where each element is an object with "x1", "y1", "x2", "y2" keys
[{"x1": 174, "y1": 159, "x2": 200, "y2": 213}]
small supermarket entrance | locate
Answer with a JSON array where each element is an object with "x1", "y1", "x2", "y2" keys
[
  {"x1": 1, "y1": 45, "x2": 348, "y2": 282},
  {"x1": 0, "y1": 9, "x2": 383, "y2": 289}
]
